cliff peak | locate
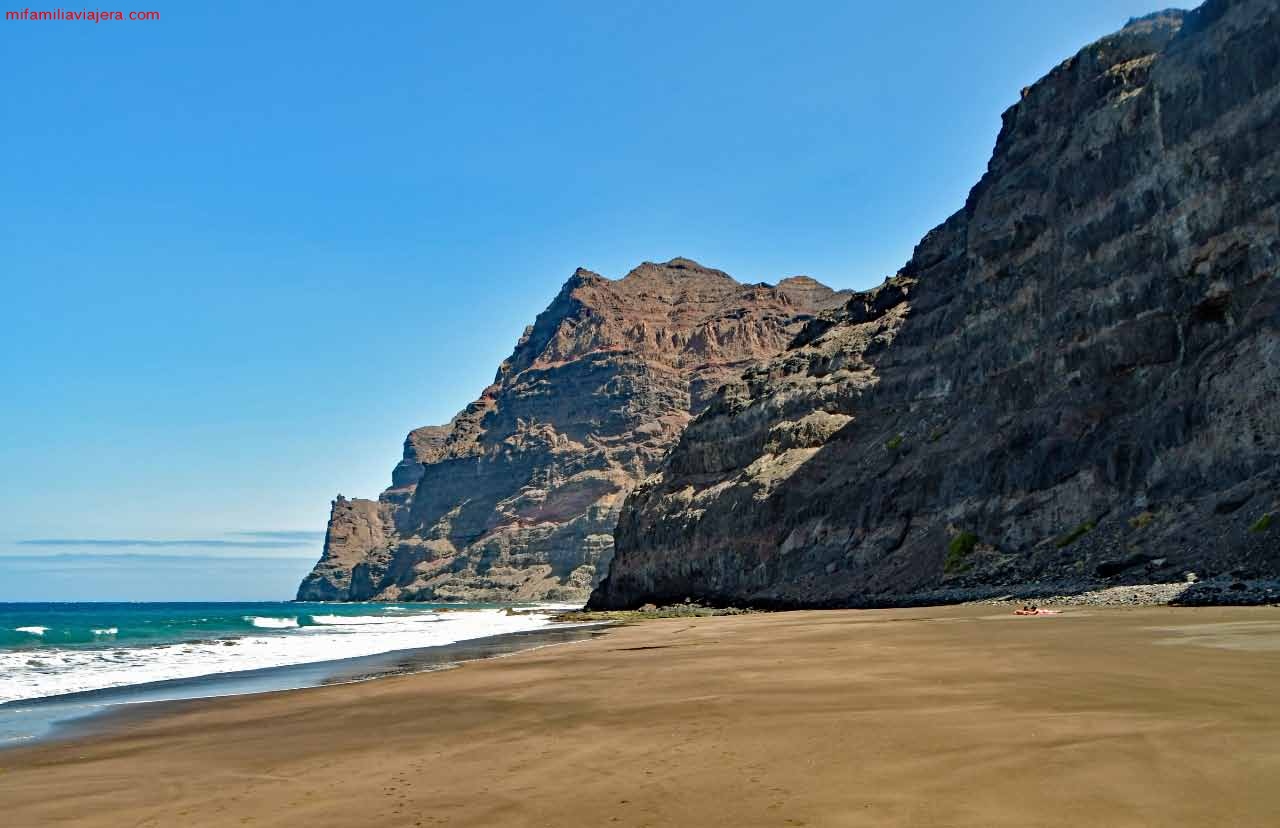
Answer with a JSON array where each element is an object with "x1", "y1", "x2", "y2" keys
[
  {"x1": 612, "y1": 258, "x2": 739, "y2": 295},
  {"x1": 1122, "y1": 7, "x2": 1187, "y2": 30},
  {"x1": 664, "y1": 256, "x2": 714, "y2": 270}
]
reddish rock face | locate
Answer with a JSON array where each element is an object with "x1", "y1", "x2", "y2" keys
[
  {"x1": 591, "y1": 2, "x2": 1280, "y2": 610},
  {"x1": 298, "y1": 259, "x2": 850, "y2": 602}
]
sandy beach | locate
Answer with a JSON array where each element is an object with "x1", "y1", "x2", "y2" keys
[{"x1": 4, "y1": 605, "x2": 1280, "y2": 827}]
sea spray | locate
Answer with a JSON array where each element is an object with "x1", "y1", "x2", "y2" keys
[{"x1": 0, "y1": 602, "x2": 570, "y2": 704}]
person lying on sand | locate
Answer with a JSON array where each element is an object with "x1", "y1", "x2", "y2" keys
[{"x1": 1014, "y1": 605, "x2": 1061, "y2": 616}]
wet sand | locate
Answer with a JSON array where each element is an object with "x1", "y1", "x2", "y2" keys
[
  {"x1": 3, "y1": 605, "x2": 1279, "y2": 827},
  {"x1": 0, "y1": 624, "x2": 606, "y2": 746}
]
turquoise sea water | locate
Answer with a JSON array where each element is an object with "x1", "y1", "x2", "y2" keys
[
  {"x1": 0, "y1": 601, "x2": 598, "y2": 747},
  {"x1": 0, "y1": 601, "x2": 574, "y2": 707},
  {"x1": 0, "y1": 601, "x2": 477, "y2": 649}
]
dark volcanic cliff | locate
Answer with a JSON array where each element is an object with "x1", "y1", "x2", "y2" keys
[
  {"x1": 298, "y1": 260, "x2": 849, "y2": 602},
  {"x1": 591, "y1": 1, "x2": 1280, "y2": 609}
]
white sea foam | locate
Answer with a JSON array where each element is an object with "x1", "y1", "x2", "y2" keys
[
  {"x1": 14, "y1": 627, "x2": 47, "y2": 635},
  {"x1": 0, "y1": 608, "x2": 563, "y2": 704},
  {"x1": 309, "y1": 614, "x2": 438, "y2": 626},
  {"x1": 245, "y1": 616, "x2": 299, "y2": 629},
  {"x1": 92, "y1": 628, "x2": 119, "y2": 636}
]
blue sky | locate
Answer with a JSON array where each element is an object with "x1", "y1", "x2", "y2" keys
[{"x1": 0, "y1": 0, "x2": 1175, "y2": 601}]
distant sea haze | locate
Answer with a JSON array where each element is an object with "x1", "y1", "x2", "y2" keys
[
  {"x1": 17, "y1": 531, "x2": 326, "y2": 549},
  {"x1": 1, "y1": 533, "x2": 331, "y2": 601}
]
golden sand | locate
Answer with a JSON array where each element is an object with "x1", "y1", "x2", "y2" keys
[{"x1": 3, "y1": 605, "x2": 1279, "y2": 827}]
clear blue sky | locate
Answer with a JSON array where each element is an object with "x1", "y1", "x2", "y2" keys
[{"x1": 1, "y1": 0, "x2": 1176, "y2": 600}]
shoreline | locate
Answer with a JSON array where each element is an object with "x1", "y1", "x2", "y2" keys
[
  {"x1": 3, "y1": 604, "x2": 1278, "y2": 826},
  {"x1": 10, "y1": 574, "x2": 1262, "y2": 745},
  {"x1": 0, "y1": 622, "x2": 608, "y2": 749}
]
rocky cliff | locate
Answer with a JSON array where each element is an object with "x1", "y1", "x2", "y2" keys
[
  {"x1": 591, "y1": 1, "x2": 1280, "y2": 609},
  {"x1": 298, "y1": 259, "x2": 849, "y2": 602}
]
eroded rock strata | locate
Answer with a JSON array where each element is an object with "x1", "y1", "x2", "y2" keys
[
  {"x1": 591, "y1": 1, "x2": 1280, "y2": 609},
  {"x1": 298, "y1": 260, "x2": 849, "y2": 602}
]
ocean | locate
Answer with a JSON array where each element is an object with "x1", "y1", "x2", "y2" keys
[{"x1": 0, "y1": 600, "x2": 588, "y2": 744}]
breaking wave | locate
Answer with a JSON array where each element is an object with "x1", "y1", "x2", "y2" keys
[
  {"x1": 244, "y1": 616, "x2": 300, "y2": 629},
  {"x1": 0, "y1": 606, "x2": 567, "y2": 704}
]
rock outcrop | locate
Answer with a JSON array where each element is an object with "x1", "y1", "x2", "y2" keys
[
  {"x1": 298, "y1": 259, "x2": 849, "y2": 602},
  {"x1": 591, "y1": 1, "x2": 1280, "y2": 609}
]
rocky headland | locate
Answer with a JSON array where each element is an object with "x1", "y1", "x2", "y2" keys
[{"x1": 298, "y1": 260, "x2": 849, "y2": 602}]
